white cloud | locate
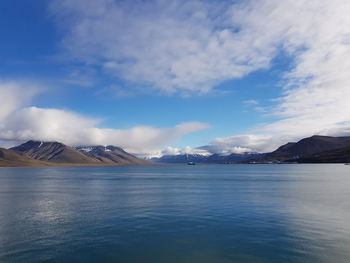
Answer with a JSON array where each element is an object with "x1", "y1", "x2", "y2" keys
[
  {"x1": 243, "y1": 100, "x2": 259, "y2": 106},
  {"x1": 0, "y1": 83, "x2": 209, "y2": 156},
  {"x1": 0, "y1": 106, "x2": 209, "y2": 156},
  {"x1": 0, "y1": 107, "x2": 99, "y2": 143},
  {"x1": 50, "y1": 0, "x2": 350, "y2": 140},
  {"x1": 0, "y1": 81, "x2": 40, "y2": 121},
  {"x1": 202, "y1": 134, "x2": 294, "y2": 154},
  {"x1": 257, "y1": 0, "x2": 350, "y2": 139},
  {"x1": 201, "y1": 134, "x2": 274, "y2": 154},
  {"x1": 49, "y1": 0, "x2": 280, "y2": 94},
  {"x1": 161, "y1": 146, "x2": 211, "y2": 157}
]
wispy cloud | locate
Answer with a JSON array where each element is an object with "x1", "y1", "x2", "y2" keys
[
  {"x1": 49, "y1": 0, "x2": 280, "y2": 94},
  {"x1": 243, "y1": 100, "x2": 259, "y2": 106},
  {"x1": 50, "y1": 0, "x2": 350, "y2": 123},
  {"x1": 0, "y1": 81, "x2": 41, "y2": 121}
]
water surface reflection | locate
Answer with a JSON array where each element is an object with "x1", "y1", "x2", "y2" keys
[{"x1": 0, "y1": 164, "x2": 349, "y2": 262}]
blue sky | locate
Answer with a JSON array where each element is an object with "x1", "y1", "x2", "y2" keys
[{"x1": 1, "y1": 0, "x2": 350, "y2": 156}]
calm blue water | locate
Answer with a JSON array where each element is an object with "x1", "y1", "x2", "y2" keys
[{"x1": 0, "y1": 164, "x2": 350, "y2": 262}]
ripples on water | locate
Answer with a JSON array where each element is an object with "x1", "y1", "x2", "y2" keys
[{"x1": 0, "y1": 164, "x2": 350, "y2": 262}]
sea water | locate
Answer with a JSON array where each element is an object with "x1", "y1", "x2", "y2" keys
[{"x1": 0, "y1": 164, "x2": 349, "y2": 262}]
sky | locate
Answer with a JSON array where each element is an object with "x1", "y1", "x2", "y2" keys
[{"x1": 1, "y1": 0, "x2": 350, "y2": 157}]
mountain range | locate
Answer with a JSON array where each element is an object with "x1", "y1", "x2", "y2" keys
[
  {"x1": 152, "y1": 135, "x2": 350, "y2": 164},
  {"x1": 2, "y1": 135, "x2": 350, "y2": 167},
  {"x1": 0, "y1": 140, "x2": 150, "y2": 167},
  {"x1": 151, "y1": 152, "x2": 264, "y2": 164}
]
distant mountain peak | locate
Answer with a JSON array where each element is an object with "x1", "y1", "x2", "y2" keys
[
  {"x1": 11, "y1": 140, "x2": 64, "y2": 152},
  {"x1": 151, "y1": 152, "x2": 264, "y2": 164},
  {"x1": 74, "y1": 145, "x2": 150, "y2": 165}
]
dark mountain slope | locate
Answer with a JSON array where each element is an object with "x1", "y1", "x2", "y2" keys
[
  {"x1": 0, "y1": 148, "x2": 50, "y2": 167},
  {"x1": 75, "y1": 145, "x2": 151, "y2": 165},
  {"x1": 297, "y1": 146, "x2": 350, "y2": 163},
  {"x1": 11, "y1": 141, "x2": 101, "y2": 164},
  {"x1": 259, "y1": 135, "x2": 350, "y2": 162}
]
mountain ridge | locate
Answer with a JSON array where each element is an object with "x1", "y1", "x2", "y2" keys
[
  {"x1": 249, "y1": 135, "x2": 350, "y2": 163},
  {"x1": 5, "y1": 140, "x2": 151, "y2": 167},
  {"x1": 75, "y1": 145, "x2": 151, "y2": 165},
  {"x1": 11, "y1": 141, "x2": 100, "y2": 164}
]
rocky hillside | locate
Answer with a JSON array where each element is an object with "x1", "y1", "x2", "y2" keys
[
  {"x1": 251, "y1": 135, "x2": 350, "y2": 162},
  {"x1": 6, "y1": 141, "x2": 151, "y2": 166},
  {"x1": 0, "y1": 148, "x2": 50, "y2": 167},
  {"x1": 75, "y1": 145, "x2": 151, "y2": 165},
  {"x1": 271, "y1": 136, "x2": 350, "y2": 158},
  {"x1": 11, "y1": 141, "x2": 99, "y2": 164},
  {"x1": 297, "y1": 146, "x2": 350, "y2": 163}
]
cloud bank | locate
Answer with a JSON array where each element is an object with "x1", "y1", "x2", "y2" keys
[
  {"x1": 161, "y1": 146, "x2": 211, "y2": 157},
  {"x1": 0, "y1": 82, "x2": 209, "y2": 156}
]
